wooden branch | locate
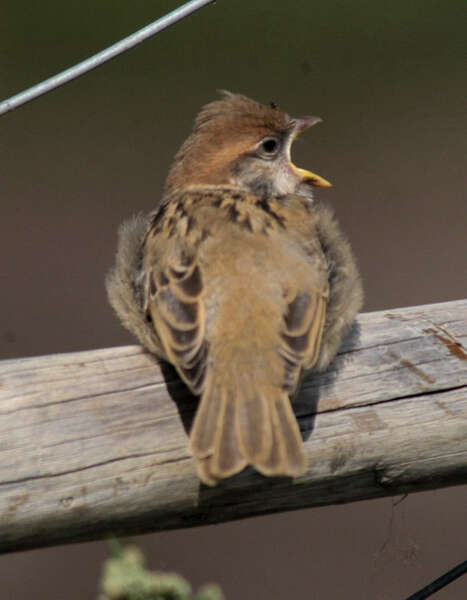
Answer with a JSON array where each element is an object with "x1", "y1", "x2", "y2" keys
[{"x1": 1, "y1": 300, "x2": 466, "y2": 554}]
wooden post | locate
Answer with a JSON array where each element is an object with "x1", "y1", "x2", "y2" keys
[{"x1": 0, "y1": 300, "x2": 466, "y2": 554}]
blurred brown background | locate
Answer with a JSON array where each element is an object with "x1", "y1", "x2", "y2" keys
[{"x1": 1, "y1": 1, "x2": 466, "y2": 598}]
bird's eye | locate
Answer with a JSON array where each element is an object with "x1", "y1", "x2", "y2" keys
[{"x1": 258, "y1": 137, "x2": 280, "y2": 158}]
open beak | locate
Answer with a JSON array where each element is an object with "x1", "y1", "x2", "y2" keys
[{"x1": 289, "y1": 116, "x2": 332, "y2": 188}]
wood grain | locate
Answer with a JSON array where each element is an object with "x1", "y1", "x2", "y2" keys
[{"x1": 0, "y1": 299, "x2": 466, "y2": 554}]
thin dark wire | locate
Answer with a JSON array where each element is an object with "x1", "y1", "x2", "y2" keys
[
  {"x1": 405, "y1": 559, "x2": 467, "y2": 600},
  {"x1": 0, "y1": 0, "x2": 215, "y2": 116}
]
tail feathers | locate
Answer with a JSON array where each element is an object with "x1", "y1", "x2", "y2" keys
[
  {"x1": 188, "y1": 374, "x2": 306, "y2": 486},
  {"x1": 255, "y1": 386, "x2": 306, "y2": 477}
]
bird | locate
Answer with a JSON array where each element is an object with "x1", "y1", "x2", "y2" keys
[{"x1": 106, "y1": 91, "x2": 363, "y2": 486}]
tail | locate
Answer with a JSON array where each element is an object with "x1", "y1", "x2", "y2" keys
[{"x1": 188, "y1": 371, "x2": 306, "y2": 486}]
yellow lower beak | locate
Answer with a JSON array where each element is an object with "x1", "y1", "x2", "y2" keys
[
  {"x1": 292, "y1": 164, "x2": 332, "y2": 187},
  {"x1": 289, "y1": 116, "x2": 332, "y2": 187}
]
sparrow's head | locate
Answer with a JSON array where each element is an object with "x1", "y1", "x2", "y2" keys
[{"x1": 165, "y1": 91, "x2": 331, "y2": 199}]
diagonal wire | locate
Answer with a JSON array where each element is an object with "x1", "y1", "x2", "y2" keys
[
  {"x1": 405, "y1": 559, "x2": 467, "y2": 600},
  {"x1": 0, "y1": 0, "x2": 215, "y2": 116}
]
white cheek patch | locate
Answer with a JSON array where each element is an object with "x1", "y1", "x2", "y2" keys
[{"x1": 274, "y1": 161, "x2": 296, "y2": 196}]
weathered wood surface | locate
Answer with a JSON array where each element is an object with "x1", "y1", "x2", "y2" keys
[{"x1": 0, "y1": 299, "x2": 466, "y2": 554}]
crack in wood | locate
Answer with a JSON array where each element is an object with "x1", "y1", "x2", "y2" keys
[
  {"x1": 0, "y1": 452, "x2": 187, "y2": 488},
  {"x1": 0, "y1": 381, "x2": 166, "y2": 416},
  {"x1": 311, "y1": 383, "x2": 466, "y2": 417}
]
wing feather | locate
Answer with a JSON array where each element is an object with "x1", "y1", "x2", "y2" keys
[
  {"x1": 279, "y1": 288, "x2": 327, "y2": 394},
  {"x1": 145, "y1": 247, "x2": 208, "y2": 396}
]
